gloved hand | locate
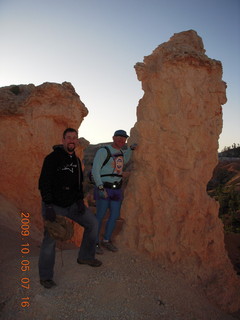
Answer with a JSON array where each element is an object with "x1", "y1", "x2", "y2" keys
[
  {"x1": 76, "y1": 199, "x2": 86, "y2": 214},
  {"x1": 130, "y1": 143, "x2": 138, "y2": 150},
  {"x1": 45, "y1": 206, "x2": 56, "y2": 222}
]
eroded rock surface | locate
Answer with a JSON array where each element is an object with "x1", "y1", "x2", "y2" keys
[
  {"x1": 121, "y1": 30, "x2": 240, "y2": 312},
  {"x1": 0, "y1": 82, "x2": 88, "y2": 241}
]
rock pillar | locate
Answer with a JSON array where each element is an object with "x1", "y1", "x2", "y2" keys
[{"x1": 121, "y1": 30, "x2": 240, "y2": 312}]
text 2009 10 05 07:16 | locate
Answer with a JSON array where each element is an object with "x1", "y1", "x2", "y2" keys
[{"x1": 20, "y1": 212, "x2": 31, "y2": 308}]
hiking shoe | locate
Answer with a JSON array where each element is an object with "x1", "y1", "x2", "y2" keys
[
  {"x1": 101, "y1": 240, "x2": 118, "y2": 252},
  {"x1": 77, "y1": 258, "x2": 102, "y2": 267},
  {"x1": 40, "y1": 279, "x2": 56, "y2": 289},
  {"x1": 96, "y1": 244, "x2": 104, "y2": 255}
]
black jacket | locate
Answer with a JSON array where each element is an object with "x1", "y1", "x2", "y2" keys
[{"x1": 39, "y1": 145, "x2": 84, "y2": 207}]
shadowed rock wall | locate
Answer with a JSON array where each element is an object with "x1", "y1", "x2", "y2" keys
[
  {"x1": 121, "y1": 30, "x2": 240, "y2": 312},
  {"x1": 0, "y1": 82, "x2": 88, "y2": 241}
]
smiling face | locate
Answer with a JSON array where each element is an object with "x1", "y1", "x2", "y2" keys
[
  {"x1": 112, "y1": 135, "x2": 127, "y2": 150},
  {"x1": 62, "y1": 131, "x2": 78, "y2": 154}
]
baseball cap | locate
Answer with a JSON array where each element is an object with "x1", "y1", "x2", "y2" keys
[{"x1": 113, "y1": 130, "x2": 129, "y2": 138}]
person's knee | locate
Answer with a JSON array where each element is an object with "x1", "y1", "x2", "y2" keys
[
  {"x1": 91, "y1": 217, "x2": 99, "y2": 236},
  {"x1": 84, "y1": 210, "x2": 98, "y2": 232}
]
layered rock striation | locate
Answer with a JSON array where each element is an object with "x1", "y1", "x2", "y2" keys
[
  {"x1": 0, "y1": 82, "x2": 88, "y2": 241},
  {"x1": 121, "y1": 30, "x2": 240, "y2": 312}
]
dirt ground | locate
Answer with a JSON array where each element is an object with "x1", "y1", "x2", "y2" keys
[{"x1": 1, "y1": 225, "x2": 240, "y2": 320}]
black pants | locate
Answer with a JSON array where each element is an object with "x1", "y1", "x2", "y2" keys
[{"x1": 38, "y1": 202, "x2": 98, "y2": 280}]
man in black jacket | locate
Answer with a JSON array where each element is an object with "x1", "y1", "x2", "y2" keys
[{"x1": 38, "y1": 128, "x2": 102, "y2": 289}]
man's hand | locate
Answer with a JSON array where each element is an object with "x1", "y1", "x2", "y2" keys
[
  {"x1": 99, "y1": 189, "x2": 108, "y2": 199},
  {"x1": 130, "y1": 143, "x2": 138, "y2": 150},
  {"x1": 45, "y1": 206, "x2": 56, "y2": 222},
  {"x1": 98, "y1": 185, "x2": 108, "y2": 199}
]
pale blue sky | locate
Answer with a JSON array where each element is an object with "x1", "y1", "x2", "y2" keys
[{"x1": 0, "y1": 0, "x2": 239, "y2": 151}]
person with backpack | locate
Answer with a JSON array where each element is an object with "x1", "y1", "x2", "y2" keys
[
  {"x1": 38, "y1": 128, "x2": 102, "y2": 289},
  {"x1": 91, "y1": 129, "x2": 137, "y2": 254}
]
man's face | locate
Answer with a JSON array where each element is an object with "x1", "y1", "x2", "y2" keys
[
  {"x1": 62, "y1": 131, "x2": 78, "y2": 154},
  {"x1": 112, "y1": 135, "x2": 127, "y2": 149}
]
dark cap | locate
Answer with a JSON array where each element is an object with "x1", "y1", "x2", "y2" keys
[{"x1": 113, "y1": 130, "x2": 129, "y2": 138}]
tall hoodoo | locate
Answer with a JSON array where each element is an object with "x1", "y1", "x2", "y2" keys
[{"x1": 121, "y1": 30, "x2": 240, "y2": 312}]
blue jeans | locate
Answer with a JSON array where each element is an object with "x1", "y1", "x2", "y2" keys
[
  {"x1": 95, "y1": 190, "x2": 122, "y2": 242},
  {"x1": 38, "y1": 202, "x2": 98, "y2": 281}
]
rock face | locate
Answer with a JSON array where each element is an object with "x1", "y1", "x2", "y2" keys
[
  {"x1": 121, "y1": 30, "x2": 240, "y2": 312},
  {"x1": 0, "y1": 82, "x2": 88, "y2": 241}
]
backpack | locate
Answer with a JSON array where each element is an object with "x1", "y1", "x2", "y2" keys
[
  {"x1": 88, "y1": 146, "x2": 112, "y2": 184},
  {"x1": 88, "y1": 146, "x2": 123, "y2": 184}
]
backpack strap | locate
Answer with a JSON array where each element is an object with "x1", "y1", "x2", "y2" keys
[
  {"x1": 100, "y1": 147, "x2": 123, "y2": 178},
  {"x1": 88, "y1": 146, "x2": 112, "y2": 184},
  {"x1": 101, "y1": 146, "x2": 111, "y2": 167},
  {"x1": 100, "y1": 173, "x2": 122, "y2": 177}
]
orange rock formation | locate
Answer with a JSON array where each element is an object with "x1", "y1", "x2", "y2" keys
[
  {"x1": 0, "y1": 82, "x2": 88, "y2": 241},
  {"x1": 121, "y1": 30, "x2": 240, "y2": 312}
]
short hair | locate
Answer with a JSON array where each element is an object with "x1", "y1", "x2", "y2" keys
[{"x1": 63, "y1": 128, "x2": 78, "y2": 139}]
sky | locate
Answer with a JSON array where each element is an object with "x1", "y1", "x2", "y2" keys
[{"x1": 0, "y1": 0, "x2": 239, "y2": 151}]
